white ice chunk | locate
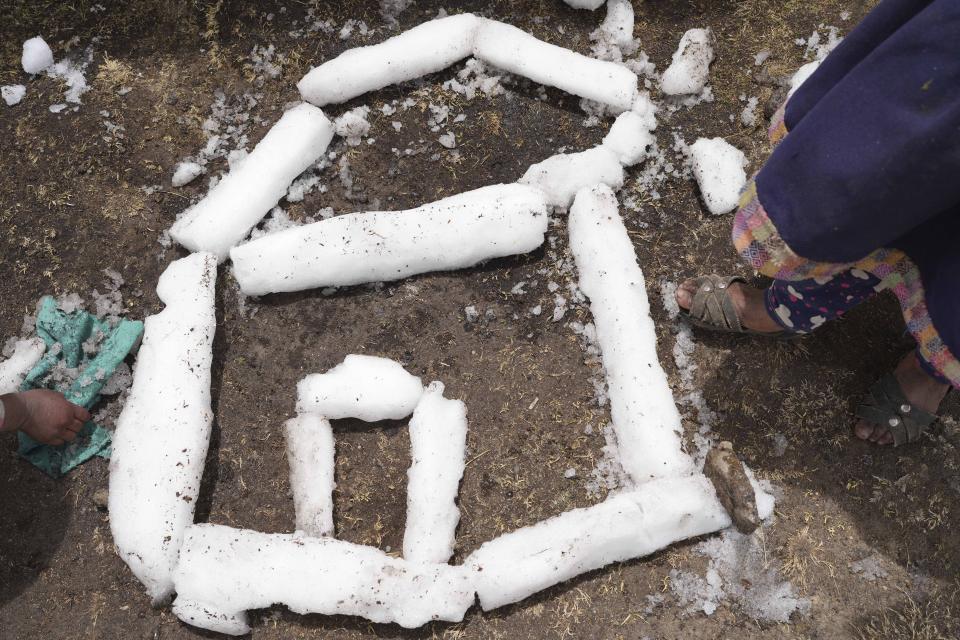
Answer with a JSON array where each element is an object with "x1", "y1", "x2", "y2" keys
[
  {"x1": 468, "y1": 475, "x2": 732, "y2": 610},
  {"x1": 169, "y1": 103, "x2": 334, "y2": 261},
  {"x1": 298, "y1": 15, "x2": 638, "y2": 112},
  {"x1": 171, "y1": 161, "x2": 205, "y2": 187},
  {"x1": 21, "y1": 36, "x2": 54, "y2": 74},
  {"x1": 660, "y1": 28, "x2": 715, "y2": 96},
  {"x1": 0, "y1": 338, "x2": 46, "y2": 394},
  {"x1": 519, "y1": 146, "x2": 624, "y2": 208},
  {"x1": 687, "y1": 137, "x2": 747, "y2": 215},
  {"x1": 231, "y1": 184, "x2": 549, "y2": 295},
  {"x1": 297, "y1": 354, "x2": 423, "y2": 422},
  {"x1": 284, "y1": 413, "x2": 335, "y2": 537},
  {"x1": 172, "y1": 524, "x2": 477, "y2": 634},
  {"x1": 788, "y1": 60, "x2": 821, "y2": 98},
  {"x1": 562, "y1": 0, "x2": 605, "y2": 9},
  {"x1": 298, "y1": 14, "x2": 480, "y2": 106},
  {"x1": 601, "y1": 106, "x2": 656, "y2": 166},
  {"x1": 109, "y1": 252, "x2": 218, "y2": 604},
  {"x1": 2, "y1": 85, "x2": 26, "y2": 106},
  {"x1": 473, "y1": 19, "x2": 638, "y2": 112},
  {"x1": 404, "y1": 382, "x2": 467, "y2": 564},
  {"x1": 569, "y1": 184, "x2": 695, "y2": 482},
  {"x1": 599, "y1": 0, "x2": 635, "y2": 49}
]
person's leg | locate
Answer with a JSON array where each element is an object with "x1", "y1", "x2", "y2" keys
[
  {"x1": 763, "y1": 269, "x2": 881, "y2": 333},
  {"x1": 675, "y1": 269, "x2": 880, "y2": 335},
  {"x1": 854, "y1": 349, "x2": 951, "y2": 445}
]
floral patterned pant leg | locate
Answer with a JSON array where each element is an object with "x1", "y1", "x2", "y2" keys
[{"x1": 764, "y1": 270, "x2": 949, "y2": 384}]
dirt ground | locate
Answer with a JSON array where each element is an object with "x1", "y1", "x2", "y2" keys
[{"x1": 1, "y1": 1, "x2": 958, "y2": 638}]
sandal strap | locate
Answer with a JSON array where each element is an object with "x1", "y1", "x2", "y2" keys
[
  {"x1": 688, "y1": 275, "x2": 746, "y2": 333},
  {"x1": 856, "y1": 373, "x2": 937, "y2": 446}
]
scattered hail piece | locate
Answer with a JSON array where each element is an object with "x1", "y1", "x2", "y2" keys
[
  {"x1": 687, "y1": 137, "x2": 748, "y2": 215},
  {"x1": 298, "y1": 14, "x2": 638, "y2": 113},
  {"x1": 284, "y1": 413, "x2": 335, "y2": 537},
  {"x1": 0, "y1": 338, "x2": 46, "y2": 394},
  {"x1": 467, "y1": 474, "x2": 772, "y2": 610},
  {"x1": 520, "y1": 94, "x2": 657, "y2": 207},
  {"x1": 297, "y1": 354, "x2": 424, "y2": 422},
  {"x1": 169, "y1": 103, "x2": 334, "y2": 261},
  {"x1": 109, "y1": 252, "x2": 217, "y2": 604},
  {"x1": 172, "y1": 524, "x2": 477, "y2": 635},
  {"x1": 333, "y1": 105, "x2": 371, "y2": 146},
  {"x1": 21, "y1": 36, "x2": 54, "y2": 74},
  {"x1": 561, "y1": 0, "x2": 605, "y2": 10},
  {"x1": 660, "y1": 28, "x2": 715, "y2": 96},
  {"x1": 2, "y1": 85, "x2": 26, "y2": 106},
  {"x1": 231, "y1": 183, "x2": 549, "y2": 295},
  {"x1": 569, "y1": 184, "x2": 695, "y2": 482},
  {"x1": 171, "y1": 161, "x2": 205, "y2": 187},
  {"x1": 404, "y1": 382, "x2": 468, "y2": 564}
]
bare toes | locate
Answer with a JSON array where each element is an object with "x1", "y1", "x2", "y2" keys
[
  {"x1": 854, "y1": 419, "x2": 875, "y2": 441},
  {"x1": 676, "y1": 280, "x2": 697, "y2": 311}
]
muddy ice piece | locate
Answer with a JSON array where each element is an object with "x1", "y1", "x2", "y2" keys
[{"x1": 703, "y1": 440, "x2": 760, "y2": 534}]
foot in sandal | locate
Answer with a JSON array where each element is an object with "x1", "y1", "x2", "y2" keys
[
  {"x1": 676, "y1": 276, "x2": 784, "y2": 335},
  {"x1": 854, "y1": 350, "x2": 950, "y2": 446}
]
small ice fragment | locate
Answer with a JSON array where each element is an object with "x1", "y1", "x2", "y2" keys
[
  {"x1": 2, "y1": 85, "x2": 26, "y2": 106},
  {"x1": 438, "y1": 131, "x2": 456, "y2": 148},
  {"x1": 334, "y1": 105, "x2": 371, "y2": 146},
  {"x1": 754, "y1": 49, "x2": 771, "y2": 66},
  {"x1": 564, "y1": 468, "x2": 577, "y2": 479},
  {"x1": 172, "y1": 161, "x2": 205, "y2": 187}
]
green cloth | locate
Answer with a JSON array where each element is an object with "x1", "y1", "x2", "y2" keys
[{"x1": 17, "y1": 296, "x2": 143, "y2": 477}]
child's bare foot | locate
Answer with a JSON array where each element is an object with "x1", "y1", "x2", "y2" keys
[
  {"x1": 854, "y1": 351, "x2": 950, "y2": 445},
  {"x1": 676, "y1": 278, "x2": 784, "y2": 334}
]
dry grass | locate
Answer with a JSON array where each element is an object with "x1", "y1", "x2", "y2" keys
[{"x1": 854, "y1": 585, "x2": 960, "y2": 640}]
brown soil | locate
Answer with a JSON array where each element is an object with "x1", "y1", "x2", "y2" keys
[{"x1": 1, "y1": 1, "x2": 958, "y2": 639}]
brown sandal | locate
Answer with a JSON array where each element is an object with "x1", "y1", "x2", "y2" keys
[{"x1": 680, "y1": 274, "x2": 787, "y2": 337}]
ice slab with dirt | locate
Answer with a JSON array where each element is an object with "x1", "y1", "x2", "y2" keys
[
  {"x1": 602, "y1": 100, "x2": 657, "y2": 165},
  {"x1": 520, "y1": 99, "x2": 656, "y2": 208},
  {"x1": 403, "y1": 381, "x2": 468, "y2": 564},
  {"x1": 520, "y1": 146, "x2": 624, "y2": 208},
  {"x1": 472, "y1": 19, "x2": 638, "y2": 112},
  {"x1": 231, "y1": 183, "x2": 549, "y2": 295},
  {"x1": 171, "y1": 161, "x2": 205, "y2": 187},
  {"x1": 468, "y1": 475, "x2": 748, "y2": 610},
  {"x1": 297, "y1": 354, "x2": 424, "y2": 422},
  {"x1": 298, "y1": 14, "x2": 480, "y2": 106},
  {"x1": 108, "y1": 252, "x2": 217, "y2": 604},
  {"x1": 284, "y1": 413, "x2": 336, "y2": 537},
  {"x1": 660, "y1": 28, "x2": 714, "y2": 96},
  {"x1": 171, "y1": 524, "x2": 477, "y2": 635},
  {"x1": 688, "y1": 137, "x2": 748, "y2": 215},
  {"x1": 569, "y1": 184, "x2": 695, "y2": 482},
  {"x1": 169, "y1": 103, "x2": 334, "y2": 261},
  {"x1": 298, "y1": 14, "x2": 638, "y2": 112},
  {"x1": 0, "y1": 338, "x2": 46, "y2": 394},
  {"x1": 21, "y1": 36, "x2": 54, "y2": 74}
]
